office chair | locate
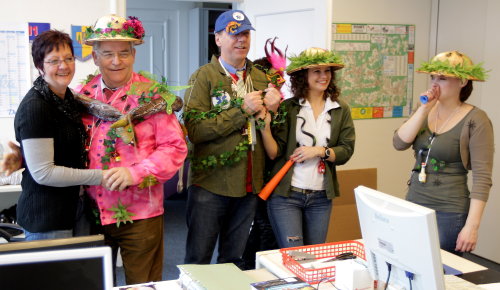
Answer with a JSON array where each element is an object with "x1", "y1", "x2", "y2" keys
[{"x1": 0, "y1": 223, "x2": 24, "y2": 242}]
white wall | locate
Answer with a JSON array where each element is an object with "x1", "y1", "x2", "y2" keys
[
  {"x1": 474, "y1": 0, "x2": 500, "y2": 263},
  {"x1": 330, "y1": 0, "x2": 434, "y2": 198},
  {"x1": 0, "y1": 0, "x2": 115, "y2": 145},
  {"x1": 235, "y1": 0, "x2": 433, "y2": 198},
  {"x1": 433, "y1": 0, "x2": 500, "y2": 263}
]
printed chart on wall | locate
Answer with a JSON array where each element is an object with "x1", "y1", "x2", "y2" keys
[
  {"x1": 332, "y1": 23, "x2": 415, "y2": 119},
  {"x1": 0, "y1": 23, "x2": 31, "y2": 117}
]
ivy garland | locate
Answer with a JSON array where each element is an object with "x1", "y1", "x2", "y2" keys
[
  {"x1": 86, "y1": 71, "x2": 186, "y2": 227},
  {"x1": 183, "y1": 82, "x2": 287, "y2": 171},
  {"x1": 190, "y1": 140, "x2": 251, "y2": 171}
]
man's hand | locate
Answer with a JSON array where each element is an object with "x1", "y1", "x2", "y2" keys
[
  {"x1": 103, "y1": 167, "x2": 134, "y2": 191},
  {"x1": 241, "y1": 90, "x2": 264, "y2": 115},
  {"x1": 1, "y1": 141, "x2": 22, "y2": 176},
  {"x1": 263, "y1": 83, "x2": 281, "y2": 113}
]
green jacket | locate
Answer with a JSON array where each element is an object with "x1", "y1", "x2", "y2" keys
[
  {"x1": 183, "y1": 56, "x2": 269, "y2": 197},
  {"x1": 271, "y1": 97, "x2": 355, "y2": 199}
]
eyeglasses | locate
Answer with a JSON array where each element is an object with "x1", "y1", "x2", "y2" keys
[
  {"x1": 97, "y1": 51, "x2": 133, "y2": 60},
  {"x1": 44, "y1": 57, "x2": 75, "y2": 66}
]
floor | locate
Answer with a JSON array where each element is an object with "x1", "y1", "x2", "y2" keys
[{"x1": 115, "y1": 193, "x2": 500, "y2": 286}]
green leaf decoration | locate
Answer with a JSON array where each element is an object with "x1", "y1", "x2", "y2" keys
[
  {"x1": 286, "y1": 50, "x2": 344, "y2": 73},
  {"x1": 190, "y1": 140, "x2": 251, "y2": 171},
  {"x1": 271, "y1": 103, "x2": 288, "y2": 127},
  {"x1": 108, "y1": 199, "x2": 136, "y2": 228},
  {"x1": 138, "y1": 175, "x2": 159, "y2": 189},
  {"x1": 417, "y1": 60, "x2": 488, "y2": 81},
  {"x1": 92, "y1": 208, "x2": 101, "y2": 225}
]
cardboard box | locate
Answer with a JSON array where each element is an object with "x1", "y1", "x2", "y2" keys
[{"x1": 326, "y1": 168, "x2": 377, "y2": 242}]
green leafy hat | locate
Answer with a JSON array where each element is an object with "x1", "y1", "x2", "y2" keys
[
  {"x1": 416, "y1": 50, "x2": 488, "y2": 81},
  {"x1": 84, "y1": 14, "x2": 145, "y2": 46},
  {"x1": 286, "y1": 47, "x2": 344, "y2": 75}
]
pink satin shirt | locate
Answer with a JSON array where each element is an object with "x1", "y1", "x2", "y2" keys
[{"x1": 80, "y1": 73, "x2": 187, "y2": 225}]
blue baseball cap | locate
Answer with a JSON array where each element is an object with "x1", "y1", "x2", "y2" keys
[{"x1": 214, "y1": 10, "x2": 255, "y2": 35}]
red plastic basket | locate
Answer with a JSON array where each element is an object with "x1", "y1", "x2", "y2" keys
[{"x1": 279, "y1": 240, "x2": 365, "y2": 284}]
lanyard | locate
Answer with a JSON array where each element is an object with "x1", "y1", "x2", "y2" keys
[{"x1": 418, "y1": 132, "x2": 436, "y2": 183}]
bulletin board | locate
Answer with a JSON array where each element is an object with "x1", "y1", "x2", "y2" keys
[
  {"x1": 332, "y1": 23, "x2": 415, "y2": 119},
  {"x1": 0, "y1": 23, "x2": 31, "y2": 117}
]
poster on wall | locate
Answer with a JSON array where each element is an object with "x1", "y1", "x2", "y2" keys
[
  {"x1": 28, "y1": 22, "x2": 50, "y2": 43},
  {"x1": 28, "y1": 23, "x2": 51, "y2": 83},
  {"x1": 332, "y1": 23, "x2": 415, "y2": 119},
  {"x1": 0, "y1": 22, "x2": 31, "y2": 117},
  {"x1": 71, "y1": 25, "x2": 93, "y2": 61}
]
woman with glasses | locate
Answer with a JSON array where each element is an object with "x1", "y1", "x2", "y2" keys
[{"x1": 14, "y1": 30, "x2": 106, "y2": 240}]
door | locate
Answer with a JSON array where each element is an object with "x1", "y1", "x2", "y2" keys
[
  {"x1": 128, "y1": 1, "x2": 196, "y2": 87},
  {"x1": 235, "y1": 0, "x2": 331, "y2": 98},
  {"x1": 236, "y1": 0, "x2": 332, "y2": 60},
  {"x1": 134, "y1": 21, "x2": 167, "y2": 78}
]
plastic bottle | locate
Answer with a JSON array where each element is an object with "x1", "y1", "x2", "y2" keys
[{"x1": 420, "y1": 95, "x2": 428, "y2": 104}]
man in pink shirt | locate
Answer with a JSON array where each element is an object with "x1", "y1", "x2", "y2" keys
[
  {"x1": 0, "y1": 14, "x2": 187, "y2": 284},
  {"x1": 81, "y1": 14, "x2": 187, "y2": 284}
]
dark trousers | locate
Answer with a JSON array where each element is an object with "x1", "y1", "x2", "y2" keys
[
  {"x1": 242, "y1": 198, "x2": 278, "y2": 269},
  {"x1": 184, "y1": 185, "x2": 257, "y2": 268},
  {"x1": 436, "y1": 211, "x2": 467, "y2": 256},
  {"x1": 102, "y1": 214, "x2": 164, "y2": 285}
]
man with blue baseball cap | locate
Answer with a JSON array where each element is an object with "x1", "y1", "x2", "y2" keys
[
  {"x1": 214, "y1": 9, "x2": 255, "y2": 34},
  {"x1": 183, "y1": 9, "x2": 281, "y2": 268}
]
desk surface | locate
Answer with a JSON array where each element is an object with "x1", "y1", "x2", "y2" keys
[
  {"x1": 256, "y1": 249, "x2": 499, "y2": 289},
  {"x1": 112, "y1": 268, "x2": 276, "y2": 290},
  {"x1": 0, "y1": 185, "x2": 21, "y2": 193},
  {"x1": 0, "y1": 185, "x2": 22, "y2": 211}
]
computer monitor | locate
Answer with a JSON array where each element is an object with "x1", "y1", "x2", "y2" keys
[
  {"x1": 0, "y1": 234, "x2": 105, "y2": 254},
  {"x1": 354, "y1": 185, "x2": 445, "y2": 290},
  {"x1": 0, "y1": 246, "x2": 113, "y2": 290}
]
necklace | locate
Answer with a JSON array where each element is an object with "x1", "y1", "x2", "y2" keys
[
  {"x1": 419, "y1": 103, "x2": 462, "y2": 183},
  {"x1": 434, "y1": 103, "x2": 462, "y2": 134}
]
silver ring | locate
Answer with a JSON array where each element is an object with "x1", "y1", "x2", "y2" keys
[{"x1": 298, "y1": 153, "x2": 303, "y2": 157}]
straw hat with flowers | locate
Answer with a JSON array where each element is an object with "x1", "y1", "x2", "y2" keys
[
  {"x1": 416, "y1": 50, "x2": 488, "y2": 81},
  {"x1": 286, "y1": 47, "x2": 344, "y2": 75},
  {"x1": 84, "y1": 14, "x2": 145, "y2": 46}
]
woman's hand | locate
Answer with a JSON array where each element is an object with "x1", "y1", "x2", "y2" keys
[
  {"x1": 1, "y1": 141, "x2": 23, "y2": 176},
  {"x1": 420, "y1": 84, "x2": 440, "y2": 109},
  {"x1": 291, "y1": 146, "x2": 324, "y2": 163},
  {"x1": 455, "y1": 223, "x2": 478, "y2": 252}
]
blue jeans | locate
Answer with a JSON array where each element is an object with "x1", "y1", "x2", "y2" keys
[
  {"x1": 436, "y1": 211, "x2": 468, "y2": 256},
  {"x1": 24, "y1": 229, "x2": 73, "y2": 241},
  {"x1": 184, "y1": 185, "x2": 257, "y2": 267},
  {"x1": 267, "y1": 189, "x2": 332, "y2": 248}
]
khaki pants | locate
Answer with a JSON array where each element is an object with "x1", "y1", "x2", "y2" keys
[{"x1": 102, "y1": 214, "x2": 164, "y2": 285}]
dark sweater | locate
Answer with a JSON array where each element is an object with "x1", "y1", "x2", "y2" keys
[{"x1": 14, "y1": 84, "x2": 86, "y2": 232}]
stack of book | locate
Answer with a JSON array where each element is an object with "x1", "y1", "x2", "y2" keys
[
  {"x1": 177, "y1": 263, "x2": 257, "y2": 290},
  {"x1": 250, "y1": 277, "x2": 314, "y2": 290}
]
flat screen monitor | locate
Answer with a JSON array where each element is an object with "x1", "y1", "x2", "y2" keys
[
  {"x1": 0, "y1": 246, "x2": 113, "y2": 290},
  {"x1": 0, "y1": 234, "x2": 105, "y2": 254},
  {"x1": 354, "y1": 186, "x2": 445, "y2": 290}
]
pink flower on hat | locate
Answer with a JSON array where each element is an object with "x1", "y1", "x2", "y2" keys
[{"x1": 123, "y1": 16, "x2": 145, "y2": 39}]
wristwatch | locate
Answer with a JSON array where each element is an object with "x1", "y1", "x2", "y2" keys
[{"x1": 323, "y1": 147, "x2": 331, "y2": 159}]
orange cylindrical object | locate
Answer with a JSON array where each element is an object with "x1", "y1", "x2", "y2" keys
[{"x1": 258, "y1": 159, "x2": 294, "y2": 200}]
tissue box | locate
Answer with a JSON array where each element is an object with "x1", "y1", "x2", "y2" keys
[{"x1": 334, "y1": 259, "x2": 373, "y2": 290}]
